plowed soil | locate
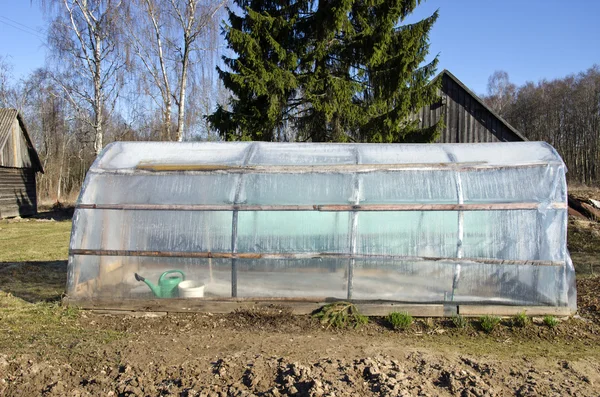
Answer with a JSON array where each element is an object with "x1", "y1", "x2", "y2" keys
[{"x1": 1, "y1": 276, "x2": 600, "y2": 396}]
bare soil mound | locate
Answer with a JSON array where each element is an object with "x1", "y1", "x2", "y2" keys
[{"x1": 2, "y1": 348, "x2": 599, "y2": 396}]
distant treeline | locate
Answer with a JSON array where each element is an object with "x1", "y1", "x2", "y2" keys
[{"x1": 483, "y1": 66, "x2": 600, "y2": 185}]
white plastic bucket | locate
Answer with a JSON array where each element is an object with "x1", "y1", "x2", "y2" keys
[{"x1": 178, "y1": 280, "x2": 205, "y2": 298}]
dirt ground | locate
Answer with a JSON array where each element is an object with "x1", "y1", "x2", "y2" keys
[
  {"x1": 1, "y1": 204, "x2": 600, "y2": 396},
  {"x1": 1, "y1": 291, "x2": 600, "y2": 396}
]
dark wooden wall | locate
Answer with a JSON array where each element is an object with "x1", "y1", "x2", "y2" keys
[
  {"x1": 414, "y1": 72, "x2": 525, "y2": 143},
  {"x1": 0, "y1": 167, "x2": 37, "y2": 218},
  {"x1": 0, "y1": 110, "x2": 40, "y2": 218}
]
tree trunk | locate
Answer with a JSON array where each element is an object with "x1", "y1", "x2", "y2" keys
[
  {"x1": 94, "y1": 106, "x2": 103, "y2": 154},
  {"x1": 57, "y1": 163, "x2": 63, "y2": 202},
  {"x1": 94, "y1": 30, "x2": 104, "y2": 155},
  {"x1": 145, "y1": 0, "x2": 173, "y2": 140},
  {"x1": 165, "y1": 103, "x2": 172, "y2": 140},
  {"x1": 176, "y1": 45, "x2": 189, "y2": 142},
  {"x1": 57, "y1": 139, "x2": 67, "y2": 202}
]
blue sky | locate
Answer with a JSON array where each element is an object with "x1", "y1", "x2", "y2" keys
[
  {"x1": 0, "y1": 1, "x2": 47, "y2": 76},
  {"x1": 405, "y1": 0, "x2": 600, "y2": 94},
  {"x1": 0, "y1": 0, "x2": 599, "y2": 95}
]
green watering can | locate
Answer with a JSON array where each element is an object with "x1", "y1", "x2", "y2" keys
[{"x1": 134, "y1": 270, "x2": 185, "y2": 298}]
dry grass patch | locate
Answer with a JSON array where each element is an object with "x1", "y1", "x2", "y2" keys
[
  {"x1": 0, "y1": 291, "x2": 122, "y2": 354},
  {"x1": 0, "y1": 219, "x2": 71, "y2": 262},
  {"x1": 0, "y1": 261, "x2": 67, "y2": 302}
]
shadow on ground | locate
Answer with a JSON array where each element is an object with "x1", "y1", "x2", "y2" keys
[
  {"x1": 0, "y1": 261, "x2": 67, "y2": 302},
  {"x1": 29, "y1": 206, "x2": 75, "y2": 221}
]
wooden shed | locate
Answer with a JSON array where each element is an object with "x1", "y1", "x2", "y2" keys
[
  {"x1": 415, "y1": 70, "x2": 527, "y2": 143},
  {"x1": 0, "y1": 109, "x2": 43, "y2": 218}
]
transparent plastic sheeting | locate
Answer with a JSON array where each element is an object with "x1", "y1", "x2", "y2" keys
[{"x1": 67, "y1": 141, "x2": 576, "y2": 309}]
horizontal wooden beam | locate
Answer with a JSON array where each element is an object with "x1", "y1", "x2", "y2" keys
[
  {"x1": 135, "y1": 161, "x2": 488, "y2": 172},
  {"x1": 317, "y1": 203, "x2": 567, "y2": 211},
  {"x1": 357, "y1": 304, "x2": 455, "y2": 317},
  {"x1": 76, "y1": 202, "x2": 567, "y2": 212},
  {"x1": 458, "y1": 305, "x2": 573, "y2": 317},
  {"x1": 90, "y1": 310, "x2": 168, "y2": 318},
  {"x1": 68, "y1": 248, "x2": 565, "y2": 267},
  {"x1": 133, "y1": 161, "x2": 557, "y2": 173}
]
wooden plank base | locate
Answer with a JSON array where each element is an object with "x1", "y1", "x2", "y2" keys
[
  {"x1": 64, "y1": 298, "x2": 574, "y2": 317},
  {"x1": 458, "y1": 305, "x2": 573, "y2": 317},
  {"x1": 65, "y1": 297, "x2": 455, "y2": 316},
  {"x1": 90, "y1": 310, "x2": 168, "y2": 317}
]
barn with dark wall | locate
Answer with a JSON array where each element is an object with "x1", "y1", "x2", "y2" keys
[
  {"x1": 415, "y1": 70, "x2": 527, "y2": 143},
  {"x1": 0, "y1": 109, "x2": 44, "y2": 218}
]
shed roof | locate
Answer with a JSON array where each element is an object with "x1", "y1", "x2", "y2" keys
[
  {"x1": 435, "y1": 70, "x2": 528, "y2": 142},
  {"x1": 0, "y1": 108, "x2": 17, "y2": 147},
  {"x1": 0, "y1": 108, "x2": 44, "y2": 172}
]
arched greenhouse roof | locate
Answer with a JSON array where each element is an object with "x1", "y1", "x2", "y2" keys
[
  {"x1": 92, "y1": 141, "x2": 564, "y2": 171},
  {"x1": 80, "y1": 141, "x2": 567, "y2": 207}
]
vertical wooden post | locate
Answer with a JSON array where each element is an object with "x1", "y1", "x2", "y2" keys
[
  {"x1": 231, "y1": 211, "x2": 238, "y2": 297},
  {"x1": 347, "y1": 148, "x2": 361, "y2": 300},
  {"x1": 98, "y1": 207, "x2": 111, "y2": 290},
  {"x1": 447, "y1": 151, "x2": 464, "y2": 301},
  {"x1": 230, "y1": 143, "x2": 257, "y2": 297},
  {"x1": 202, "y1": 210, "x2": 214, "y2": 283}
]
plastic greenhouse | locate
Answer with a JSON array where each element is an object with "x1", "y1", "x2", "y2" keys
[{"x1": 66, "y1": 141, "x2": 576, "y2": 315}]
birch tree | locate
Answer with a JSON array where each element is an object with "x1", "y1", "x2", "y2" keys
[
  {"x1": 168, "y1": 0, "x2": 226, "y2": 141},
  {"x1": 125, "y1": 0, "x2": 225, "y2": 141},
  {"x1": 45, "y1": 0, "x2": 125, "y2": 155},
  {"x1": 126, "y1": 0, "x2": 175, "y2": 140},
  {"x1": 485, "y1": 70, "x2": 516, "y2": 117},
  {"x1": 0, "y1": 56, "x2": 12, "y2": 107}
]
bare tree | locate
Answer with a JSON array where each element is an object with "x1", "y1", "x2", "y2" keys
[
  {"x1": 503, "y1": 65, "x2": 600, "y2": 185},
  {"x1": 485, "y1": 70, "x2": 516, "y2": 117},
  {"x1": 126, "y1": 0, "x2": 175, "y2": 140},
  {"x1": 0, "y1": 56, "x2": 30, "y2": 110},
  {"x1": 20, "y1": 69, "x2": 79, "y2": 201},
  {"x1": 0, "y1": 56, "x2": 12, "y2": 107},
  {"x1": 124, "y1": 0, "x2": 225, "y2": 141},
  {"x1": 44, "y1": 0, "x2": 125, "y2": 155},
  {"x1": 167, "y1": 0, "x2": 226, "y2": 141}
]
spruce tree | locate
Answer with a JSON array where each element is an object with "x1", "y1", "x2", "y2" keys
[{"x1": 208, "y1": 0, "x2": 441, "y2": 142}]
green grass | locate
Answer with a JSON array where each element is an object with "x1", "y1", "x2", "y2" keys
[
  {"x1": 452, "y1": 314, "x2": 468, "y2": 329},
  {"x1": 544, "y1": 315, "x2": 559, "y2": 328},
  {"x1": 0, "y1": 219, "x2": 71, "y2": 302},
  {"x1": 512, "y1": 311, "x2": 530, "y2": 328},
  {"x1": 0, "y1": 220, "x2": 122, "y2": 354},
  {"x1": 387, "y1": 311, "x2": 413, "y2": 330},
  {"x1": 480, "y1": 315, "x2": 501, "y2": 333},
  {"x1": 0, "y1": 220, "x2": 72, "y2": 262},
  {"x1": 313, "y1": 302, "x2": 368, "y2": 329}
]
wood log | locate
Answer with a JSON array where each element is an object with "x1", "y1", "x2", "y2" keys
[
  {"x1": 581, "y1": 202, "x2": 600, "y2": 221},
  {"x1": 568, "y1": 195, "x2": 594, "y2": 220}
]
